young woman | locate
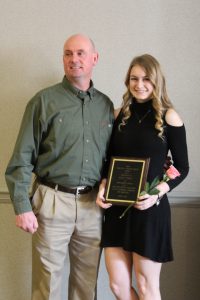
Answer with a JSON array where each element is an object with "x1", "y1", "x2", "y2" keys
[{"x1": 96, "y1": 54, "x2": 189, "y2": 300}]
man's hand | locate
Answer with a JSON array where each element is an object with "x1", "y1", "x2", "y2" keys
[{"x1": 15, "y1": 211, "x2": 38, "y2": 234}]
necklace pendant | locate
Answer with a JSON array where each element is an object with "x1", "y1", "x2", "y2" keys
[{"x1": 134, "y1": 109, "x2": 151, "y2": 124}]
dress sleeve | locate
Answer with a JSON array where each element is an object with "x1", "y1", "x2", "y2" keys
[{"x1": 165, "y1": 124, "x2": 189, "y2": 191}]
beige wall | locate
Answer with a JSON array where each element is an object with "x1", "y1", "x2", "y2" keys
[{"x1": 1, "y1": 1, "x2": 200, "y2": 300}]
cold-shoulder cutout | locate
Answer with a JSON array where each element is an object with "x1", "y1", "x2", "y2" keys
[
  {"x1": 114, "y1": 108, "x2": 121, "y2": 119},
  {"x1": 165, "y1": 108, "x2": 183, "y2": 127}
]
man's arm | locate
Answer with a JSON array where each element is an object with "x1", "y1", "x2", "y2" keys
[{"x1": 5, "y1": 96, "x2": 42, "y2": 231}]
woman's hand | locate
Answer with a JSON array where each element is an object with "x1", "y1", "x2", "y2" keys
[
  {"x1": 134, "y1": 193, "x2": 159, "y2": 210},
  {"x1": 134, "y1": 181, "x2": 169, "y2": 210},
  {"x1": 96, "y1": 179, "x2": 112, "y2": 209}
]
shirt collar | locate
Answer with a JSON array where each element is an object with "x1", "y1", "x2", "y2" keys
[{"x1": 62, "y1": 76, "x2": 95, "y2": 100}]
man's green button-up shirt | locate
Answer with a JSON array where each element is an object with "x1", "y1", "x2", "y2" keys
[{"x1": 5, "y1": 76, "x2": 114, "y2": 214}]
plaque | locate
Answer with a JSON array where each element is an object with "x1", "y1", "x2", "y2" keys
[{"x1": 105, "y1": 156, "x2": 150, "y2": 205}]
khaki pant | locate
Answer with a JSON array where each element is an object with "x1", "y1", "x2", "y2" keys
[{"x1": 31, "y1": 184, "x2": 102, "y2": 300}]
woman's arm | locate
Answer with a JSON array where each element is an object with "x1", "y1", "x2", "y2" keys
[{"x1": 135, "y1": 108, "x2": 189, "y2": 210}]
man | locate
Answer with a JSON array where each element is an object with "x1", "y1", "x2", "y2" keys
[{"x1": 5, "y1": 34, "x2": 114, "y2": 300}]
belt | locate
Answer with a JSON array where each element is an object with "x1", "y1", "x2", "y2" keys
[{"x1": 39, "y1": 180, "x2": 93, "y2": 195}]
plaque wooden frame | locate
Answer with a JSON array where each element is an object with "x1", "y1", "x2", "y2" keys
[{"x1": 105, "y1": 156, "x2": 150, "y2": 205}]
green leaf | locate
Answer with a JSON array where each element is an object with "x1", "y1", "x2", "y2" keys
[
  {"x1": 149, "y1": 187, "x2": 160, "y2": 195},
  {"x1": 163, "y1": 174, "x2": 168, "y2": 181},
  {"x1": 140, "y1": 190, "x2": 146, "y2": 196},
  {"x1": 144, "y1": 181, "x2": 150, "y2": 192},
  {"x1": 149, "y1": 176, "x2": 159, "y2": 190}
]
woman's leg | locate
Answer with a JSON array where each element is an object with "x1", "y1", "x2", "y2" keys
[
  {"x1": 104, "y1": 247, "x2": 139, "y2": 300},
  {"x1": 133, "y1": 252, "x2": 162, "y2": 300}
]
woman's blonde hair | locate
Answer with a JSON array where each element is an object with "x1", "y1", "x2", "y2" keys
[{"x1": 120, "y1": 54, "x2": 173, "y2": 138}]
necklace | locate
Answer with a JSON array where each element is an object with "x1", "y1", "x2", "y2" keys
[{"x1": 134, "y1": 109, "x2": 151, "y2": 123}]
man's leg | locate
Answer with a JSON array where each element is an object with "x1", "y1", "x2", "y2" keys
[
  {"x1": 68, "y1": 189, "x2": 102, "y2": 300},
  {"x1": 31, "y1": 185, "x2": 76, "y2": 300}
]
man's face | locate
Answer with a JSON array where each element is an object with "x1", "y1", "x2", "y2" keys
[{"x1": 63, "y1": 35, "x2": 98, "y2": 86}]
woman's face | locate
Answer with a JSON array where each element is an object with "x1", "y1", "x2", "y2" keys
[{"x1": 129, "y1": 65, "x2": 154, "y2": 103}]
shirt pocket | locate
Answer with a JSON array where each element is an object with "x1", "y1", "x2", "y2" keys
[{"x1": 42, "y1": 112, "x2": 74, "y2": 157}]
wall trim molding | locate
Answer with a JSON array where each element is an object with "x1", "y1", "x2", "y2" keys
[
  {"x1": 1, "y1": 191, "x2": 200, "y2": 207},
  {"x1": 0, "y1": 191, "x2": 11, "y2": 203}
]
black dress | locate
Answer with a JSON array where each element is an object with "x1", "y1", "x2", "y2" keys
[{"x1": 101, "y1": 99, "x2": 189, "y2": 262}]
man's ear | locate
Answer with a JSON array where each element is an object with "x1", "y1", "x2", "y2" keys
[{"x1": 93, "y1": 52, "x2": 99, "y2": 66}]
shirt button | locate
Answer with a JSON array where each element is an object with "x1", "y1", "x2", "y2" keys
[
  {"x1": 85, "y1": 159, "x2": 88, "y2": 163},
  {"x1": 86, "y1": 121, "x2": 89, "y2": 125},
  {"x1": 86, "y1": 139, "x2": 90, "y2": 143}
]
